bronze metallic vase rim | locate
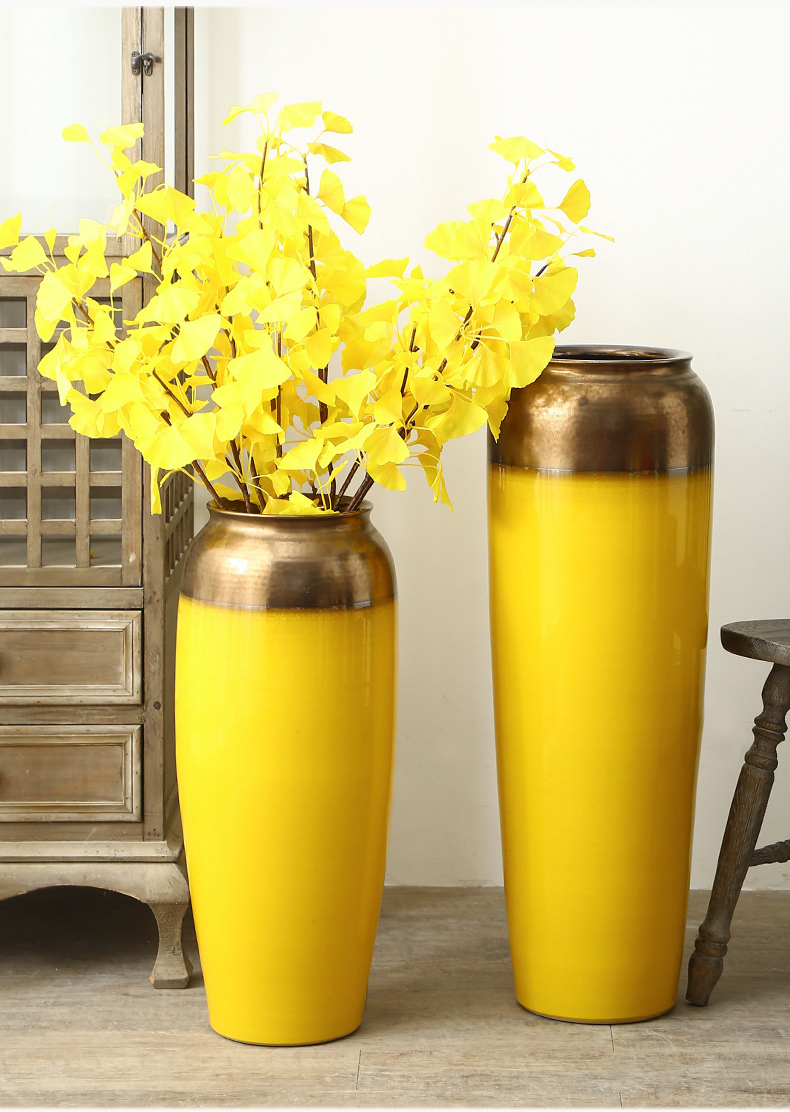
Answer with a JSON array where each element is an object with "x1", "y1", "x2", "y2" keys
[
  {"x1": 207, "y1": 498, "x2": 373, "y2": 526},
  {"x1": 552, "y1": 345, "x2": 693, "y2": 370},
  {"x1": 181, "y1": 499, "x2": 396, "y2": 611},
  {"x1": 490, "y1": 343, "x2": 714, "y2": 473}
]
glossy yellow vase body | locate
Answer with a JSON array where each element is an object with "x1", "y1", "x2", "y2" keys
[
  {"x1": 175, "y1": 505, "x2": 396, "y2": 1045},
  {"x1": 489, "y1": 464, "x2": 712, "y2": 1022}
]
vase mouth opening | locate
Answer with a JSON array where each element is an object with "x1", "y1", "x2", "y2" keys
[
  {"x1": 207, "y1": 498, "x2": 373, "y2": 524},
  {"x1": 552, "y1": 345, "x2": 692, "y2": 370}
]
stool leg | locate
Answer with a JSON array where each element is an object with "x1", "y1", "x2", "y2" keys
[{"x1": 687, "y1": 663, "x2": 790, "y2": 1006}]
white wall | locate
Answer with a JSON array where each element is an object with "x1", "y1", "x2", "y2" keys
[
  {"x1": 0, "y1": 8, "x2": 121, "y2": 232},
  {"x1": 4, "y1": 4, "x2": 789, "y2": 890},
  {"x1": 194, "y1": 3, "x2": 790, "y2": 890}
]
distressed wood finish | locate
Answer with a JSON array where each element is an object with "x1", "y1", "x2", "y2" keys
[
  {"x1": 687, "y1": 619, "x2": 790, "y2": 1007},
  {"x1": 0, "y1": 610, "x2": 141, "y2": 704},
  {"x1": 173, "y1": 8, "x2": 195, "y2": 200},
  {"x1": 0, "y1": 7, "x2": 195, "y2": 989},
  {"x1": 0, "y1": 725, "x2": 141, "y2": 822}
]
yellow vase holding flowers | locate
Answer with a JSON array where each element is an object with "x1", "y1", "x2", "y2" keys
[{"x1": 0, "y1": 94, "x2": 601, "y2": 1042}]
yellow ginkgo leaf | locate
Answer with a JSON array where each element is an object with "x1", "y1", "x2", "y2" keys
[
  {"x1": 579, "y1": 224, "x2": 615, "y2": 242},
  {"x1": 532, "y1": 266, "x2": 578, "y2": 315},
  {"x1": 317, "y1": 169, "x2": 345, "y2": 214},
  {"x1": 558, "y1": 179, "x2": 591, "y2": 224},
  {"x1": 490, "y1": 136, "x2": 544, "y2": 163},
  {"x1": 36, "y1": 271, "x2": 73, "y2": 324},
  {"x1": 110, "y1": 262, "x2": 137, "y2": 293},
  {"x1": 7, "y1": 235, "x2": 47, "y2": 272},
  {"x1": 172, "y1": 315, "x2": 222, "y2": 364},
  {"x1": 180, "y1": 411, "x2": 219, "y2": 460},
  {"x1": 334, "y1": 370, "x2": 376, "y2": 418},
  {"x1": 143, "y1": 286, "x2": 200, "y2": 325},
  {"x1": 279, "y1": 101, "x2": 322, "y2": 131},
  {"x1": 62, "y1": 124, "x2": 91, "y2": 143},
  {"x1": 506, "y1": 181, "x2": 545, "y2": 210},
  {"x1": 284, "y1": 307, "x2": 318, "y2": 343},
  {"x1": 322, "y1": 110, "x2": 353, "y2": 134},
  {"x1": 341, "y1": 196, "x2": 371, "y2": 234},
  {"x1": 373, "y1": 386, "x2": 404, "y2": 427},
  {"x1": 424, "y1": 220, "x2": 459, "y2": 260},
  {"x1": 99, "y1": 123, "x2": 145, "y2": 149},
  {"x1": 278, "y1": 436, "x2": 323, "y2": 472},
  {"x1": 304, "y1": 328, "x2": 335, "y2": 368},
  {"x1": 507, "y1": 336, "x2": 555, "y2": 389},
  {"x1": 365, "y1": 258, "x2": 409, "y2": 279},
  {"x1": 226, "y1": 163, "x2": 257, "y2": 212},
  {"x1": 223, "y1": 92, "x2": 278, "y2": 125},
  {"x1": 427, "y1": 393, "x2": 488, "y2": 444},
  {"x1": 365, "y1": 457, "x2": 407, "y2": 491},
  {"x1": 365, "y1": 424, "x2": 409, "y2": 467},
  {"x1": 215, "y1": 403, "x2": 245, "y2": 442},
  {"x1": 137, "y1": 185, "x2": 196, "y2": 229},
  {"x1": 549, "y1": 149, "x2": 575, "y2": 171},
  {"x1": 307, "y1": 142, "x2": 350, "y2": 164},
  {"x1": 0, "y1": 213, "x2": 21, "y2": 251},
  {"x1": 126, "y1": 241, "x2": 154, "y2": 274}
]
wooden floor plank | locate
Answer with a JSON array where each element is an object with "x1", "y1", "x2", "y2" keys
[{"x1": 1, "y1": 886, "x2": 790, "y2": 1106}]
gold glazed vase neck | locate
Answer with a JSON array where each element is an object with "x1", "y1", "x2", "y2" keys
[
  {"x1": 491, "y1": 345, "x2": 715, "y2": 473},
  {"x1": 181, "y1": 501, "x2": 396, "y2": 611}
]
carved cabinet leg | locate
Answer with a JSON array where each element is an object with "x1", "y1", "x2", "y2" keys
[
  {"x1": 687, "y1": 663, "x2": 790, "y2": 1005},
  {"x1": 149, "y1": 898, "x2": 193, "y2": 989}
]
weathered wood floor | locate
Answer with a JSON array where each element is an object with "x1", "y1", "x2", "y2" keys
[{"x1": 1, "y1": 886, "x2": 789, "y2": 1107}]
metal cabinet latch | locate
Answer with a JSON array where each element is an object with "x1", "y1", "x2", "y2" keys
[{"x1": 131, "y1": 51, "x2": 160, "y2": 76}]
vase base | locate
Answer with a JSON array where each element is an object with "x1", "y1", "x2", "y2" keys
[
  {"x1": 209, "y1": 1021, "x2": 363, "y2": 1047},
  {"x1": 518, "y1": 1001, "x2": 676, "y2": 1025}
]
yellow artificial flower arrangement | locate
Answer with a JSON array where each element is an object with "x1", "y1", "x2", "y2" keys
[{"x1": 0, "y1": 94, "x2": 605, "y2": 514}]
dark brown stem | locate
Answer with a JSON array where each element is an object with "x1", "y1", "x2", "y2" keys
[
  {"x1": 275, "y1": 333, "x2": 283, "y2": 458},
  {"x1": 222, "y1": 337, "x2": 253, "y2": 507},
  {"x1": 201, "y1": 353, "x2": 217, "y2": 382},
  {"x1": 399, "y1": 327, "x2": 418, "y2": 397},
  {"x1": 318, "y1": 363, "x2": 329, "y2": 426},
  {"x1": 347, "y1": 472, "x2": 375, "y2": 513},
  {"x1": 334, "y1": 459, "x2": 360, "y2": 508},
  {"x1": 153, "y1": 370, "x2": 191, "y2": 417},
  {"x1": 229, "y1": 443, "x2": 252, "y2": 512},
  {"x1": 191, "y1": 460, "x2": 227, "y2": 509},
  {"x1": 491, "y1": 169, "x2": 529, "y2": 263},
  {"x1": 131, "y1": 209, "x2": 163, "y2": 271},
  {"x1": 304, "y1": 162, "x2": 318, "y2": 282},
  {"x1": 249, "y1": 452, "x2": 266, "y2": 513},
  {"x1": 257, "y1": 140, "x2": 269, "y2": 225}
]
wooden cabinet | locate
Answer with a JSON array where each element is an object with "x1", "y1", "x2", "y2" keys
[{"x1": 0, "y1": 8, "x2": 195, "y2": 988}]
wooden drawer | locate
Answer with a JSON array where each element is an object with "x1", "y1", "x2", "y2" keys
[
  {"x1": 0, "y1": 610, "x2": 141, "y2": 704},
  {"x1": 0, "y1": 725, "x2": 141, "y2": 821}
]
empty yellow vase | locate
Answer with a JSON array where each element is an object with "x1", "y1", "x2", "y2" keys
[
  {"x1": 175, "y1": 504, "x2": 396, "y2": 1044},
  {"x1": 488, "y1": 347, "x2": 714, "y2": 1023}
]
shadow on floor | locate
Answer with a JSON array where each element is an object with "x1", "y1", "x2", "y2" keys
[{"x1": 0, "y1": 885, "x2": 201, "y2": 983}]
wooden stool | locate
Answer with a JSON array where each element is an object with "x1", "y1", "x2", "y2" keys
[{"x1": 687, "y1": 620, "x2": 790, "y2": 1006}]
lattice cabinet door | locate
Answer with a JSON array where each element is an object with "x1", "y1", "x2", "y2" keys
[{"x1": 0, "y1": 274, "x2": 141, "y2": 587}]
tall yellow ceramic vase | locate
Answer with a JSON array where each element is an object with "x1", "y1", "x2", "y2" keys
[
  {"x1": 489, "y1": 347, "x2": 714, "y2": 1023},
  {"x1": 175, "y1": 503, "x2": 396, "y2": 1045}
]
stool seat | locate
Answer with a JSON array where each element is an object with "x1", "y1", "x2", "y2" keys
[{"x1": 721, "y1": 620, "x2": 790, "y2": 666}]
